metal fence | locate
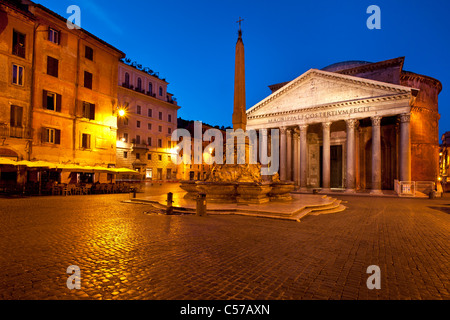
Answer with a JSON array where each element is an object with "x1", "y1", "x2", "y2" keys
[
  {"x1": 395, "y1": 180, "x2": 436, "y2": 197},
  {"x1": 394, "y1": 180, "x2": 416, "y2": 197}
]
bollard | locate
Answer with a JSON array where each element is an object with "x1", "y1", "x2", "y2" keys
[
  {"x1": 196, "y1": 193, "x2": 207, "y2": 216},
  {"x1": 166, "y1": 192, "x2": 174, "y2": 215},
  {"x1": 131, "y1": 187, "x2": 136, "y2": 198}
]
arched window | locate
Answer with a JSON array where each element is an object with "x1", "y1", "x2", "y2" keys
[
  {"x1": 148, "y1": 83, "x2": 153, "y2": 95},
  {"x1": 124, "y1": 72, "x2": 130, "y2": 86},
  {"x1": 137, "y1": 78, "x2": 142, "y2": 91},
  {"x1": 159, "y1": 86, "x2": 163, "y2": 96}
]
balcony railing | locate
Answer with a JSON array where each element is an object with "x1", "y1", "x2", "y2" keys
[{"x1": 0, "y1": 124, "x2": 31, "y2": 139}]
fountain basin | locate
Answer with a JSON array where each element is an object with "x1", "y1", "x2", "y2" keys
[
  {"x1": 236, "y1": 183, "x2": 272, "y2": 204},
  {"x1": 180, "y1": 180, "x2": 294, "y2": 204},
  {"x1": 196, "y1": 182, "x2": 238, "y2": 203},
  {"x1": 269, "y1": 181, "x2": 295, "y2": 201}
]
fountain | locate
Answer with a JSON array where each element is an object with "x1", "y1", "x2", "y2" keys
[{"x1": 179, "y1": 21, "x2": 295, "y2": 204}]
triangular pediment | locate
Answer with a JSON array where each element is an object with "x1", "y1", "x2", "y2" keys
[{"x1": 247, "y1": 69, "x2": 412, "y2": 117}]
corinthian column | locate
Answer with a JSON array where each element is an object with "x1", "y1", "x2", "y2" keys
[
  {"x1": 299, "y1": 125, "x2": 308, "y2": 191},
  {"x1": 399, "y1": 113, "x2": 412, "y2": 182},
  {"x1": 346, "y1": 119, "x2": 357, "y2": 192},
  {"x1": 280, "y1": 127, "x2": 287, "y2": 181},
  {"x1": 286, "y1": 129, "x2": 292, "y2": 181},
  {"x1": 293, "y1": 130, "x2": 300, "y2": 187},
  {"x1": 260, "y1": 128, "x2": 269, "y2": 180},
  {"x1": 322, "y1": 122, "x2": 332, "y2": 191},
  {"x1": 371, "y1": 116, "x2": 383, "y2": 194}
]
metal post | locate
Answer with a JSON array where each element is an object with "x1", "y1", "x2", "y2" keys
[
  {"x1": 166, "y1": 192, "x2": 174, "y2": 215},
  {"x1": 196, "y1": 193, "x2": 207, "y2": 216}
]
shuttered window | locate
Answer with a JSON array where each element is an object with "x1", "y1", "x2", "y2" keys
[
  {"x1": 81, "y1": 133, "x2": 91, "y2": 149},
  {"x1": 42, "y1": 90, "x2": 62, "y2": 112},
  {"x1": 82, "y1": 102, "x2": 95, "y2": 120},
  {"x1": 85, "y1": 46, "x2": 94, "y2": 60},
  {"x1": 10, "y1": 105, "x2": 23, "y2": 127},
  {"x1": 47, "y1": 56, "x2": 59, "y2": 77},
  {"x1": 43, "y1": 128, "x2": 61, "y2": 145},
  {"x1": 84, "y1": 71, "x2": 93, "y2": 89}
]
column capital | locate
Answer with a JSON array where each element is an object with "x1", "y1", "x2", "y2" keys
[
  {"x1": 286, "y1": 128, "x2": 292, "y2": 136},
  {"x1": 346, "y1": 119, "x2": 358, "y2": 129},
  {"x1": 322, "y1": 122, "x2": 332, "y2": 130},
  {"x1": 371, "y1": 116, "x2": 382, "y2": 126},
  {"x1": 280, "y1": 127, "x2": 287, "y2": 134},
  {"x1": 299, "y1": 124, "x2": 308, "y2": 133},
  {"x1": 399, "y1": 113, "x2": 411, "y2": 123}
]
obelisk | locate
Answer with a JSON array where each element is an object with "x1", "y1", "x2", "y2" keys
[{"x1": 232, "y1": 18, "x2": 247, "y2": 131}]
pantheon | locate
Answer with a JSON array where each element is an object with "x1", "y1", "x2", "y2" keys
[{"x1": 246, "y1": 57, "x2": 442, "y2": 193}]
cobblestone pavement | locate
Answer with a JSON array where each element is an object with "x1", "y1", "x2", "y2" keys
[{"x1": 0, "y1": 183, "x2": 449, "y2": 300}]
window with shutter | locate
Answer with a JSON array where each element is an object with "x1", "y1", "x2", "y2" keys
[
  {"x1": 47, "y1": 56, "x2": 59, "y2": 77},
  {"x1": 43, "y1": 128, "x2": 61, "y2": 145},
  {"x1": 84, "y1": 71, "x2": 93, "y2": 89},
  {"x1": 81, "y1": 133, "x2": 91, "y2": 149},
  {"x1": 85, "y1": 46, "x2": 94, "y2": 60},
  {"x1": 10, "y1": 105, "x2": 23, "y2": 128},
  {"x1": 82, "y1": 102, "x2": 95, "y2": 120},
  {"x1": 48, "y1": 28, "x2": 60, "y2": 44},
  {"x1": 12, "y1": 30, "x2": 26, "y2": 58}
]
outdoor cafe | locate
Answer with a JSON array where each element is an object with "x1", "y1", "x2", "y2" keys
[{"x1": 0, "y1": 158, "x2": 142, "y2": 196}]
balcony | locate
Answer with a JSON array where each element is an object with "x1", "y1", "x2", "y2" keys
[
  {"x1": 131, "y1": 139, "x2": 149, "y2": 151},
  {"x1": 0, "y1": 124, "x2": 31, "y2": 139}
]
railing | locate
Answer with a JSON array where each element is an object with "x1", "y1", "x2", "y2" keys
[
  {"x1": 416, "y1": 181, "x2": 435, "y2": 196},
  {"x1": 394, "y1": 180, "x2": 416, "y2": 197},
  {"x1": 0, "y1": 124, "x2": 31, "y2": 139}
]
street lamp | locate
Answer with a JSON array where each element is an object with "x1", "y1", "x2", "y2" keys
[{"x1": 118, "y1": 109, "x2": 126, "y2": 117}]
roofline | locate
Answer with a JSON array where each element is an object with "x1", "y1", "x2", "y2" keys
[
  {"x1": 33, "y1": 3, "x2": 125, "y2": 58},
  {"x1": 401, "y1": 70, "x2": 443, "y2": 93},
  {"x1": 247, "y1": 68, "x2": 413, "y2": 115},
  {"x1": 336, "y1": 57, "x2": 405, "y2": 76},
  {"x1": 119, "y1": 60, "x2": 168, "y2": 84},
  {"x1": 0, "y1": 0, "x2": 36, "y2": 20}
]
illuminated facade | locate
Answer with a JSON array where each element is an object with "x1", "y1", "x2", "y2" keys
[
  {"x1": 439, "y1": 132, "x2": 450, "y2": 192},
  {"x1": 0, "y1": 1, "x2": 125, "y2": 167},
  {"x1": 116, "y1": 60, "x2": 180, "y2": 181},
  {"x1": 247, "y1": 57, "x2": 442, "y2": 193},
  {"x1": 0, "y1": 1, "x2": 35, "y2": 161},
  {"x1": 176, "y1": 119, "x2": 227, "y2": 181}
]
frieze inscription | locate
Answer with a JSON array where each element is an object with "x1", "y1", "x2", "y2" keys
[{"x1": 268, "y1": 106, "x2": 371, "y2": 124}]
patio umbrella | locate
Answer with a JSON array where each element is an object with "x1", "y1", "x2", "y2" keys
[
  {"x1": 16, "y1": 160, "x2": 57, "y2": 169},
  {"x1": 0, "y1": 158, "x2": 18, "y2": 166}
]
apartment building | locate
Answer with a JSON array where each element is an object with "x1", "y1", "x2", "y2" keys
[{"x1": 116, "y1": 59, "x2": 180, "y2": 181}]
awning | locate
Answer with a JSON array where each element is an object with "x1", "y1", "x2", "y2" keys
[
  {"x1": 16, "y1": 160, "x2": 57, "y2": 169},
  {"x1": 0, "y1": 157, "x2": 19, "y2": 166},
  {"x1": 111, "y1": 168, "x2": 139, "y2": 174},
  {"x1": 0, "y1": 158, "x2": 138, "y2": 174}
]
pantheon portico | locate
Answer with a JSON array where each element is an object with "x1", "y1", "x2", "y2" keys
[{"x1": 247, "y1": 58, "x2": 442, "y2": 193}]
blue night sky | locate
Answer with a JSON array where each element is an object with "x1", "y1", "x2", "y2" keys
[{"x1": 37, "y1": 0, "x2": 450, "y2": 136}]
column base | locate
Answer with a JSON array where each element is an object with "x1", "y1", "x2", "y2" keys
[
  {"x1": 370, "y1": 189, "x2": 383, "y2": 195},
  {"x1": 320, "y1": 188, "x2": 331, "y2": 193},
  {"x1": 345, "y1": 188, "x2": 356, "y2": 193}
]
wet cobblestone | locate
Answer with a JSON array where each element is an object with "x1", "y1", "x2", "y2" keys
[{"x1": 0, "y1": 186, "x2": 449, "y2": 300}]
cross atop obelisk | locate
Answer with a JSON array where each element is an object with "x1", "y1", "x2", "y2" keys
[
  {"x1": 237, "y1": 17, "x2": 244, "y2": 31},
  {"x1": 232, "y1": 17, "x2": 247, "y2": 131}
]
